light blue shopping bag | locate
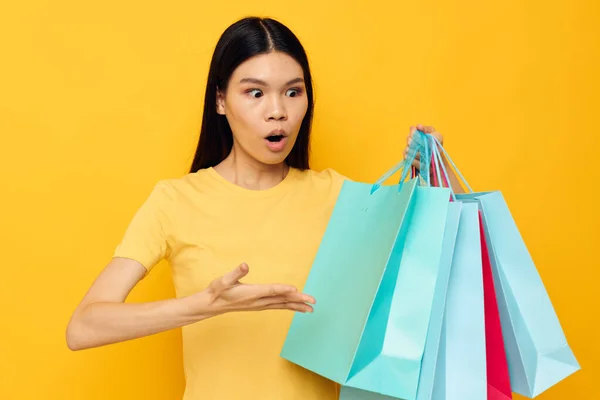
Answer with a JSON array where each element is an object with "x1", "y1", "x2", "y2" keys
[
  {"x1": 431, "y1": 201, "x2": 487, "y2": 400},
  {"x1": 339, "y1": 200, "x2": 462, "y2": 400},
  {"x1": 429, "y1": 135, "x2": 581, "y2": 398},
  {"x1": 474, "y1": 192, "x2": 580, "y2": 397},
  {"x1": 281, "y1": 149, "x2": 453, "y2": 399}
]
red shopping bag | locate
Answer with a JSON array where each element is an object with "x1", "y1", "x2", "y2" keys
[{"x1": 479, "y1": 212, "x2": 513, "y2": 399}]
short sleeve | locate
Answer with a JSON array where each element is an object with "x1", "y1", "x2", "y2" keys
[{"x1": 112, "y1": 181, "x2": 173, "y2": 273}]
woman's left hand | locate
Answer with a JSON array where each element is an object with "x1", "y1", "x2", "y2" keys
[{"x1": 404, "y1": 124, "x2": 444, "y2": 170}]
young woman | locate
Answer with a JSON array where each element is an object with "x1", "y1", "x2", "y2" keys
[{"x1": 66, "y1": 16, "x2": 460, "y2": 400}]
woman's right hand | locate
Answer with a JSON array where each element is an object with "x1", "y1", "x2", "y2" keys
[
  {"x1": 66, "y1": 258, "x2": 314, "y2": 352},
  {"x1": 191, "y1": 263, "x2": 316, "y2": 318}
]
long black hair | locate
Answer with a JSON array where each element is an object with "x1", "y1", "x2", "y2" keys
[{"x1": 189, "y1": 17, "x2": 314, "y2": 173}]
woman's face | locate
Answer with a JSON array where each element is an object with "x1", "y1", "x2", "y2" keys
[{"x1": 217, "y1": 51, "x2": 308, "y2": 166}]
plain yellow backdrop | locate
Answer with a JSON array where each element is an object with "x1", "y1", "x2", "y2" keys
[{"x1": 1, "y1": 1, "x2": 598, "y2": 399}]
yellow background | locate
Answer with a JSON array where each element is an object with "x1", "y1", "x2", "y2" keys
[{"x1": 1, "y1": 1, "x2": 597, "y2": 399}]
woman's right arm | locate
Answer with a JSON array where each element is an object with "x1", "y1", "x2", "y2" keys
[
  {"x1": 66, "y1": 259, "x2": 314, "y2": 351},
  {"x1": 65, "y1": 257, "x2": 207, "y2": 351}
]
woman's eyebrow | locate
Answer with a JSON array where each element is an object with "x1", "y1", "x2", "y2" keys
[{"x1": 239, "y1": 77, "x2": 305, "y2": 86}]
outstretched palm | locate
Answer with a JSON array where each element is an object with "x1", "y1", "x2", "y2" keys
[{"x1": 200, "y1": 263, "x2": 316, "y2": 316}]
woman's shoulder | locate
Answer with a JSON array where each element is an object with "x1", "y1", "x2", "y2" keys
[
  {"x1": 155, "y1": 167, "x2": 226, "y2": 191},
  {"x1": 140, "y1": 168, "x2": 216, "y2": 204},
  {"x1": 294, "y1": 167, "x2": 350, "y2": 185},
  {"x1": 290, "y1": 167, "x2": 351, "y2": 200}
]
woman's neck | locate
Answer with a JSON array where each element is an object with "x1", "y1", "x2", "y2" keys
[{"x1": 213, "y1": 145, "x2": 289, "y2": 191}]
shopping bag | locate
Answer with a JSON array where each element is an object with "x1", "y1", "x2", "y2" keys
[
  {"x1": 339, "y1": 200, "x2": 462, "y2": 400},
  {"x1": 431, "y1": 202, "x2": 487, "y2": 399},
  {"x1": 281, "y1": 151, "x2": 453, "y2": 399},
  {"x1": 473, "y1": 191, "x2": 580, "y2": 397},
  {"x1": 427, "y1": 134, "x2": 580, "y2": 397},
  {"x1": 479, "y1": 211, "x2": 513, "y2": 400}
]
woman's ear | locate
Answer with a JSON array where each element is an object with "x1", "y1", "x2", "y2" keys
[{"x1": 216, "y1": 89, "x2": 226, "y2": 115}]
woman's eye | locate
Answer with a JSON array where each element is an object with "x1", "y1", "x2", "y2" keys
[
  {"x1": 248, "y1": 89, "x2": 263, "y2": 98},
  {"x1": 286, "y1": 88, "x2": 301, "y2": 97}
]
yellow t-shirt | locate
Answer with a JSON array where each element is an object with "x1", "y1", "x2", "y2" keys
[{"x1": 113, "y1": 166, "x2": 347, "y2": 400}]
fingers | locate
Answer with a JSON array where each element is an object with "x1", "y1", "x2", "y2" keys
[
  {"x1": 261, "y1": 302, "x2": 314, "y2": 313},
  {"x1": 209, "y1": 263, "x2": 250, "y2": 296},
  {"x1": 260, "y1": 283, "x2": 299, "y2": 298},
  {"x1": 416, "y1": 124, "x2": 435, "y2": 134},
  {"x1": 407, "y1": 125, "x2": 430, "y2": 155},
  {"x1": 250, "y1": 291, "x2": 316, "y2": 313},
  {"x1": 222, "y1": 262, "x2": 250, "y2": 287},
  {"x1": 408, "y1": 126, "x2": 416, "y2": 144},
  {"x1": 254, "y1": 294, "x2": 313, "y2": 309},
  {"x1": 260, "y1": 290, "x2": 315, "y2": 305},
  {"x1": 405, "y1": 128, "x2": 418, "y2": 161},
  {"x1": 267, "y1": 285, "x2": 315, "y2": 304},
  {"x1": 404, "y1": 141, "x2": 421, "y2": 165},
  {"x1": 407, "y1": 125, "x2": 444, "y2": 167},
  {"x1": 243, "y1": 282, "x2": 288, "y2": 298},
  {"x1": 415, "y1": 124, "x2": 443, "y2": 145}
]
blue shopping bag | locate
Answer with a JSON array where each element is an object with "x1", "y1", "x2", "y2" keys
[
  {"x1": 431, "y1": 201, "x2": 487, "y2": 400},
  {"x1": 473, "y1": 192, "x2": 579, "y2": 397},
  {"x1": 339, "y1": 201, "x2": 462, "y2": 400},
  {"x1": 428, "y1": 135, "x2": 581, "y2": 398},
  {"x1": 281, "y1": 150, "x2": 453, "y2": 399}
]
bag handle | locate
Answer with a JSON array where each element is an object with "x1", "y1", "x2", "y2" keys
[
  {"x1": 430, "y1": 138, "x2": 443, "y2": 188},
  {"x1": 408, "y1": 131, "x2": 444, "y2": 188},
  {"x1": 429, "y1": 135, "x2": 474, "y2": 198},
  {"x1": 431, "y1": 141, "x2": 457, "y2": 201},
  {"x1": 371, "y1": 130, "x2": 432, "y2": 193}
]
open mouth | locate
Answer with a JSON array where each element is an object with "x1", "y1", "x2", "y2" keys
[
  {"x1": 264, "y1": 132, "x2": 288, "y2": 152},
  {"x1": 266, "y1": 135, "x2": 284, "y2": 143}
]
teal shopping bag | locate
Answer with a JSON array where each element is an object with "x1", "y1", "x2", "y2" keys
[
  {"x1": 339, "y1": 201, "x2": 462, "y2": 400},
  {"x1": 428, "y1": 136, "x2": 580, "y2": 398},
  {"x1": 281, "y1": 152, "x2": 452, "y2": 399}
]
